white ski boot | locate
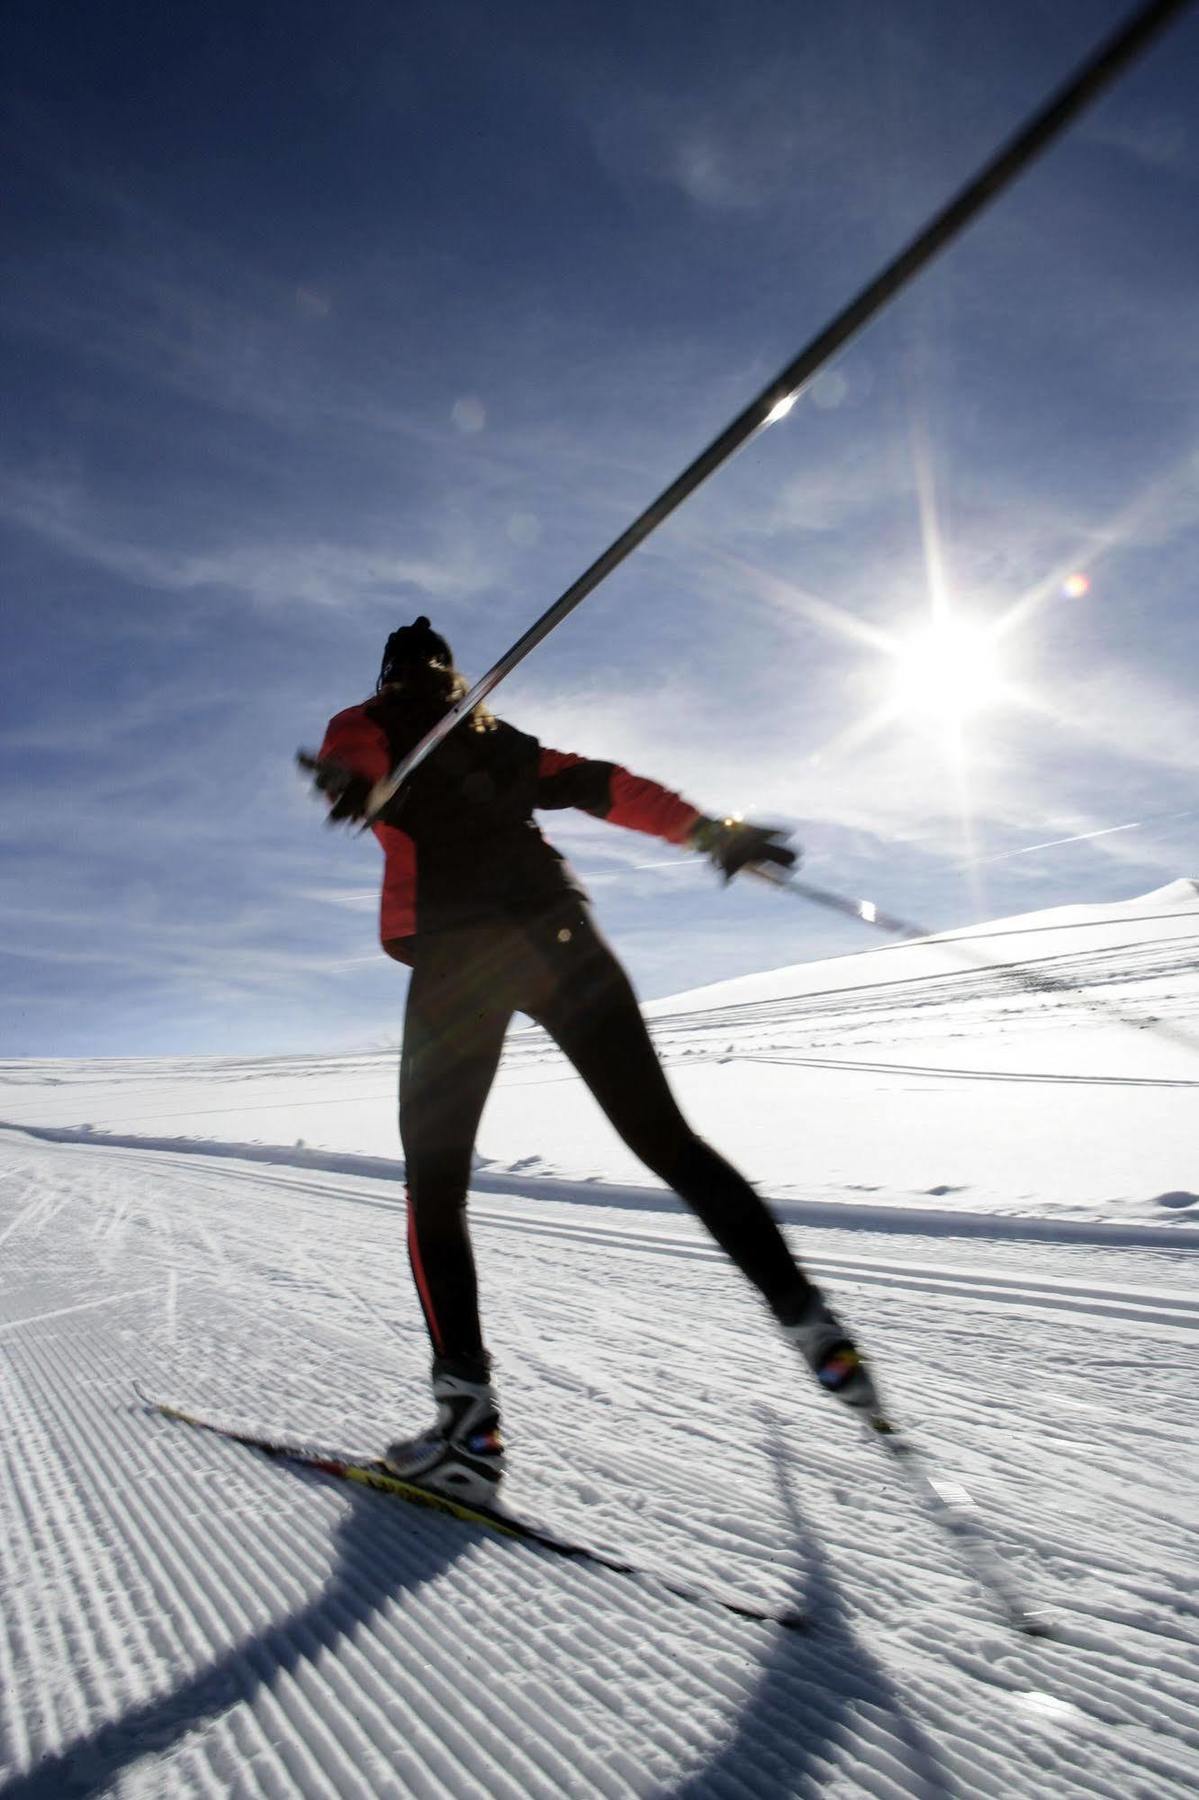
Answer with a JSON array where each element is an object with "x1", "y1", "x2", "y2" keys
[
  {"x1": 383, "y1": 1358, "x2": 504, "y2": 1504},
  {"x1": 784, "y1": 1289, "x2": 884, "y2": 1421}
]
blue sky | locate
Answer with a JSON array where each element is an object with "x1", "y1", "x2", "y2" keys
[{"x1": 3, "y1": 0, "x2": 1197, "y2": 1057}]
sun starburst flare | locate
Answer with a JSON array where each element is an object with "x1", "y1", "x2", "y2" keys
[{"x1": 889, "y1": 617, "x2": 1014, "y2": 727}]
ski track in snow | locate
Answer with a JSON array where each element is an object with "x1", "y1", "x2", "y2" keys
[
  {"x1": 2, "y1": 1133, "x2": 1198, "y2": 1799},
  {"x1": 3, "y1": 889, "x2": 1197, "y2": 1796}
]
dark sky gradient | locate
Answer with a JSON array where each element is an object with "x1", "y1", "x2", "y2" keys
[{"x1": 3, "y1": 0, "x2": 1197, "y2": 1054}]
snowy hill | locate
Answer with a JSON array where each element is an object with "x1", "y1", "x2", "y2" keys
[
  {"x1": 2, "y1": 882, "x2": 1198, "y2": 1795},
  {"x1": 642, "y1": 876, "x2": 1199, "y2": 1016},
  {"x1": 6, "y1": 880, "x2": 1196, "y2": 1227}
]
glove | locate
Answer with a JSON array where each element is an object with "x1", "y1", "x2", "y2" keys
[
  {"x1": 690, "y1": 815, "x2": 799, "y2": 883},
  {"x1": 296, "y1": 751, "x2": 374, "y2": 825}
]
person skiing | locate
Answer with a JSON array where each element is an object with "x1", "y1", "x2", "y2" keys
[{"x1": 305, "y1": 616, "x2": 881, "y2": 1503}]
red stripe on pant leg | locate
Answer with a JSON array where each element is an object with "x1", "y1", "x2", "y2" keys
[{"x1": 406, "y1": 1186, "x2": 444, "y2": 1354}]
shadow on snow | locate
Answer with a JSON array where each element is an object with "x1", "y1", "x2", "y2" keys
[
  {"x1": 669, "y1": 1418, "x2": 954, "y2": 1799},
  {"x1": 3, "y1": 1411, "x2": 954, "y2": 1800},
  {"x1": 0, "y1": 1459, "x2": 467, "y2": 1799}
]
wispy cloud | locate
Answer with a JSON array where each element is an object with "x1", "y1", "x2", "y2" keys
[
  {"x1": 293, "y1": 886, "x2": 379, "y2": 914},
  {"x1": 0, "y1": 469, "x2": 493, "y2": 611},
  {"x1": 582, "y1": 34, "x2": 906, "y2": 220},
  {"x1": 1080, "y1": 106, "x2": 1190, "y2": 170},
  {"x1": 1043, "y1": 664, "x2": 1199, "y2": 779}
]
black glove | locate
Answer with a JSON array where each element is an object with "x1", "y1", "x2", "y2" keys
[
  {"x1": 690, "y1": 815, "x2": 799, "y2": 883},
  {"x1": 297, "y1": 751, "x2": 374, "y2": 825}
]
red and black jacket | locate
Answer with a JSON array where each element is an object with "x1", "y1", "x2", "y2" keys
[{"x1": 318, "y1": 697, "x2": 702, "y2": 949}]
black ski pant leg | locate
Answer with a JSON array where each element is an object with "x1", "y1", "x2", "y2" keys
[
  {"x1": 399, "y1": 937, "x2": 512, "y2": 1370},
  {"x1": 531, "y1": 916, "x2": 813, "y2": 1326}
]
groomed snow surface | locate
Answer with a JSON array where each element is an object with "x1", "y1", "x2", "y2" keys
[{"x1": 2, "y1": 883, "x2": 1198, "y2": 1797}]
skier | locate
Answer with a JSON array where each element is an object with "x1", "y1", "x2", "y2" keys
[{"x1": 307, "y1": 617, "x2": 881, "y2": 1502}]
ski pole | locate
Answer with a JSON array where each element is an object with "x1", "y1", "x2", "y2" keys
[
  {"x1": 748, "y1": 863, "x2": 926, "y2": 940},
  {"x1": 362, "y1": 0, "x2": 1195, "y2": 824}
]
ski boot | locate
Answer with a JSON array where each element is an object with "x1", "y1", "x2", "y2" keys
[
  {"x1": 382, "y1": 1356, "x2": 505, "y2": 1504},
  {"x1": 783, "y1": 1288, "x2": 885, "y2": 1423}
]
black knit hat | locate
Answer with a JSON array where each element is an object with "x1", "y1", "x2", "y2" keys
[{"x1": 377, "y1": 616, "x2": 454, "y2": 690}]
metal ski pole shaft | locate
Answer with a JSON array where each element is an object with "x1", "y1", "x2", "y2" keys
[
  {"x1": 362, "y1": 0, "x2": 1194, "y2": 824},
  {"x1": 748, "y1": 863, "x2": 926, "y2": 939}
]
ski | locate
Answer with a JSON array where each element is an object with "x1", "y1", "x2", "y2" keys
[
  {"x1": 867, "y1": 1420, "x2": 1052, "y2": 1637},
  {"x1": 145, "y1": 1398, "x2": 806, "y2": 1633}
]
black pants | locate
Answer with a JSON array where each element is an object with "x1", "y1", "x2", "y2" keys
[{"x1": 395, "y1": 900, "x2": 811, "y2": 1368}]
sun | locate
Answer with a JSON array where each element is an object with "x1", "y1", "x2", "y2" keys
[{"x1": 890, "y1": 617, "x2": 1006, "y2": 726}]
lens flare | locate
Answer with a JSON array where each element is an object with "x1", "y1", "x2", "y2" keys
[{"x1": 1062, "y1": 572, "x2": 1091, "y2": 598}]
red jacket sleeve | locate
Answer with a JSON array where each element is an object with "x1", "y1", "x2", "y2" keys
[
  {"x1": 318, "y1": 703, "x2": 418, "y2": 943},
  {"x1": 318, "y1": 704, "x2": 391, "y2": 785},
  {"x1": 537, "y1": 747, "x2": 701, "y2": 846}
]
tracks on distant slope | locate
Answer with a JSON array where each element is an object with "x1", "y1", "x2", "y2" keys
[
  {"x1": 653, "y1": 933, "x2": 1199, "y2": 1034},
  {"x1": 495, "y1": 930, "x2": 1199, "y2": 1076},
  {"x1": 736, "y1": 1053, "x2": 1199, "y2": 1088}
]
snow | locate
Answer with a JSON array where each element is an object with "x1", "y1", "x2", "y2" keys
[{"x1": 2, "y1": 883, "x2": 1198, "y2": 1796}]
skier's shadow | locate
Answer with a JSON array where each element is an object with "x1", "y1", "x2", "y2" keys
[
  {"x1": 0, "y1": 1450, "x2": 468, "y2": 1800},
  {"x1": 670, "y1": 1412, "x2": 954, "y2": 1800}
]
